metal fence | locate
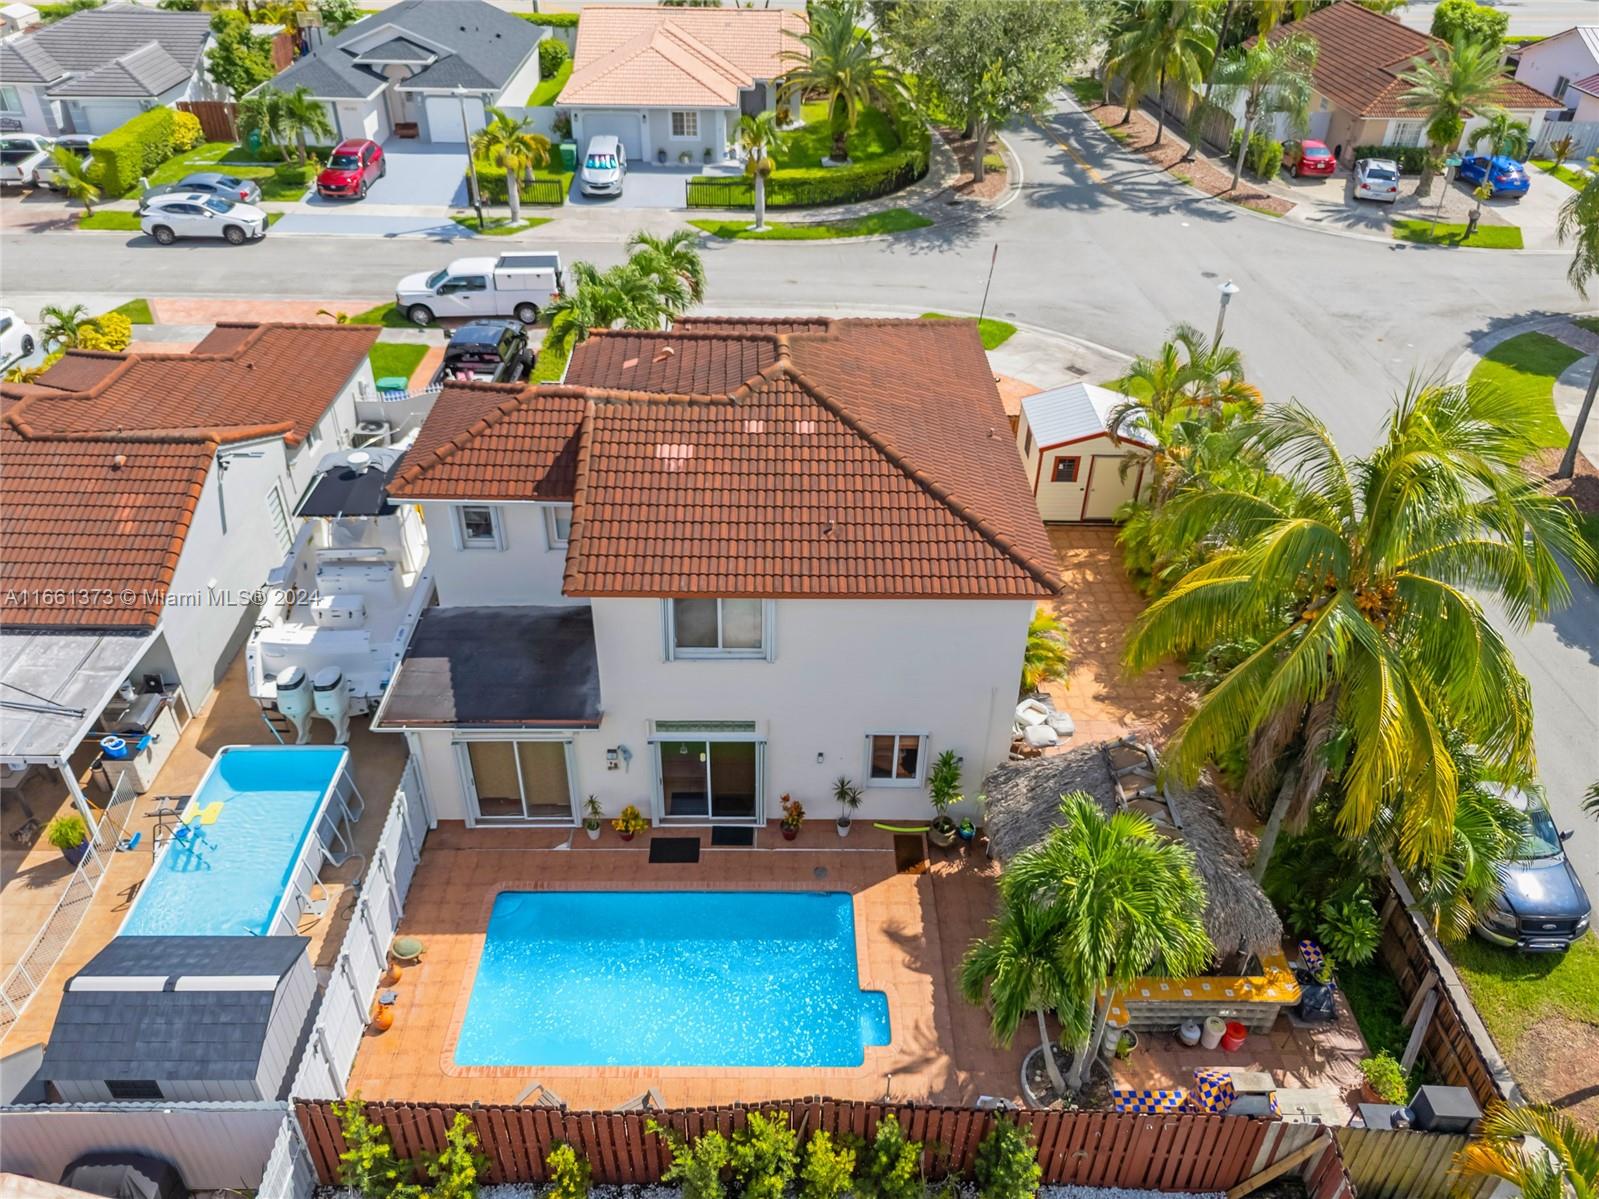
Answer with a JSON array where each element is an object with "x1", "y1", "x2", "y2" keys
[
  {"x1": 1535, "y1": 120, "x2": 1599, "y2": 160},
  {"x1": 290, "y1": 758, "x2": 427, "y2": 1099},
  {"x1": 0, "y1": 776, "x2": 137, "y2": 1036},
  {"x1": 523, "y1": 176, "x2": 566, "y2": 206},
  {"x1": 1334, "y1": 1126, "x2": 1494, "y2": 1199}
]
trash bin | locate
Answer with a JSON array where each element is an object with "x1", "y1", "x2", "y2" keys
[
  {"x1": 559, "y1": 141, "x2": 577, "y2": 172},
  {"x1": 1221, "y1": 1021, "x2": 1248, "y2": 1052},
  {"x1": 1201, "y1": 1016, "x2": 1227, "y2": 1050}
]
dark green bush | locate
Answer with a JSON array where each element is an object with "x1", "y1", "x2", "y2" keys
[
  {"x1": 974, "y1": 1117, "x2": 1041, "y2": 1199},
  {"x1": 89, "y1": 107, "x2": 178, "y2": 195},
  {"x1": 538, "y1": 37, "x2": 569, "y2": 76},
  {"x1": 1354, "y1": 144, "x2": 1429, "y2": 174},
  {"x1": 519, "y1": 11, "x2": 578, "y2": 26},
  {"x1": 470, "y1": 161, "x2": 566, "y2": 205},
  {"x1": 273, "y1": 161, "x2": 315, "y2": 185},
  {"x1": 1250, "y1": 135, "x2": 1284, "y2": 182}
]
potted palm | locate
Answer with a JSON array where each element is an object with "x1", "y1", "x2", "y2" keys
[
  {"x1": 582, "y1": 795, "x2": 603, "y2": 841},
  {"x1": 47, "y1": 814, "x2": 90, "y2": 867},
  {"x1": 780, "y1": 795, "x2": 805, "y2": 841},
  {"x1": 926, "y1": 750, "x2": 962, "y2": 848},
  {"x1": 833, "y1": 776, "x2": 862, "y2": 838},
  {"x1": 612, "y1": 804, "x2": 646, "y2": 842}
]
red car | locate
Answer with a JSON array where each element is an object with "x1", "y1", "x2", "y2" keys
[
  {"x1": 316, "y1": 139, "x2": 385, "y2": 199},
  {"x1": 1284, "y1": 139, "x2": 1336, "y2": 178}
]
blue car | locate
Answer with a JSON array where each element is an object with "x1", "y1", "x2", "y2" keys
[{"x1": 1456, "y1": 154, "x2": 1530, "y2": 197}]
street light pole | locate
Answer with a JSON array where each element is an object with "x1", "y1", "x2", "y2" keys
[
  {"x1": 1214, "y1": 278, "x2": 1239, "y2": 346},
  {"x1": 457, "y1": 84, "x2": 484, "y2": 230}
]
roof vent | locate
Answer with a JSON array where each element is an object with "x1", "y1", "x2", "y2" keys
[
  {"x1": 111, "y1": 453, "x2": 127, "y2": 471},
  {"x1": 346, "y1": 450, "x2": 373, "y2": 473}
]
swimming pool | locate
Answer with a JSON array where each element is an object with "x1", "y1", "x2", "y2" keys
[
  {"x1": 120, "y1": 745, "x2": 350, "y2": 938},
  {"x1": 454, "y1": 891, "x2": 891, "y2": 1068}
]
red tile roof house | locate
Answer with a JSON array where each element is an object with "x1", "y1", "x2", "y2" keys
[
  {"x1": 1235, "y1": 0, "x2": 1562, "y2": 166},
  {"x1": 373, "y1": 317, "x2": 1060, "y2": 829},
  {"x1": 0, "y1": 323, "x2": 378, "y2": 822}
]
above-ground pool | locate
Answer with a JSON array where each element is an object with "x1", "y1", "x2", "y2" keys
[
  {"x1": 454, "y1": 891, "x2": 891, "y2": 1068},
  {"x1": 120, "y1": 745, "x2": 350, "y2": 938}
]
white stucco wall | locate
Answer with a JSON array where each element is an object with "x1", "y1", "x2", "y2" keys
[
  {"x1": 3, "y1": 84, "x2": 57, "y2": 135},
  {"x1": 421, "y1": 501, "x2": 577, "y2": 608},
  {"x1": 282, "y1": 356, "x2": 371, "y2": 502},
  {"x1": 495, "y1": 46, "x2": 542, "y2": 110},
  {"x1": 1513, "y1": 30, "x2": 1595, "y2": 110}
]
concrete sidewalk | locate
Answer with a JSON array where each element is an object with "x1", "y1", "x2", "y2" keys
[{"x1": 1450, "y1": 314, "x2": 1598, "y2": 465}]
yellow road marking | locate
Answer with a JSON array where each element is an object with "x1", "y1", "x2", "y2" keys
[{"x1": 1033, "y1": 113, "x2": 1110, "y2": 188}]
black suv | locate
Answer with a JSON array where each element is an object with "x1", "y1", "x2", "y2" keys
[{"x1": 430, "y1": 320, "x2": 534, "y2": 387}]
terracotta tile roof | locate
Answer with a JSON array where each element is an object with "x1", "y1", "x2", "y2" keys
[
  {"x1": 1259, "y1": 1, "x2": 1561, "y2": 117},
  {"x1": 563, "y1": 5, "x2": 804, "y2": 108},
  {"x1": 392, "y1": 317, "x2": 1059, "y2": 599}
]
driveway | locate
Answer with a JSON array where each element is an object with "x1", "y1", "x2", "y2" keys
[
  {"x1": 272, "y1": 142, "x2": 471, "y2": 237},
  {"x1": 567, "y1": 163, "x2": 701, "y2": 209}
]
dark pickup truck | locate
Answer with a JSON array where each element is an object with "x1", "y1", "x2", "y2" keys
[{"x1": 430, "y1": 320, "x2": 535, "y2": 388}]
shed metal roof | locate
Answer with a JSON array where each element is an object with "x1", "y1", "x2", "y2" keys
[{"x1": 1021, "y1": 381, "x2": 1155, "y2": 449}]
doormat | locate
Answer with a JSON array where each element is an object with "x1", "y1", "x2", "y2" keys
[
  {"x1": 710, "y1": 827, "x2": 755, "y2": 848},
  {"x1": 894, "y1": 834, "x2": 928, "y2": 874},
  {"x1": 648, "y1": 837, "x2": 701, "y2": 864}
]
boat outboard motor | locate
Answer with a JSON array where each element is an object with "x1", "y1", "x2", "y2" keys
[
  {"x1": 275, "y1": 666, "x2": 314, "y2": 744},
  {"x1": 312, "y1": 666, "x2": 352, "y2": 744}
]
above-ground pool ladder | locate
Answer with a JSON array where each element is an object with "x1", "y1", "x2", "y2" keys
[{"x1": 287, "y1": 773, "x2": 370, "y2": 927}]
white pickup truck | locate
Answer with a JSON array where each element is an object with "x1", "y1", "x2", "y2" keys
[
  {"x1": 394, "y1": 252, "x2": 565, "y2": 326},
  {"x1": 0, "y1": 135, "x2": 52, "y2": 188}
]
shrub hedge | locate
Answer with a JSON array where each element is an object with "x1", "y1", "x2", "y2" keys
[
  {"x1": 519, "y1": 11, "x2": 577, "y2": 26},
  {"x1": 1354, "y1": 144, "x2": 1430, "y2": 174},
  {"x1": 471, "y1": 161, "x2": 567, "y2": 206},
  {"x1": 1226, "y1": 128, "x2": 1283, "y2": 183},
  {"x1": 89, "y1": 106, "x2": 177, "y2": 195},
  {"x1": 538, "y1": 37, "x2": 569, "y2": 76}
]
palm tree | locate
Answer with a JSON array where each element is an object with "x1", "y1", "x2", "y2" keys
[
  {"x1": 39, "y1": 303, "x2": 91, "y2": 351},
  {"x1": 1466, "y1": 112, "x2": 1530, "y2": 227},
  {"x1": 1208, "y1": 31, "x2": 1319, "y2": 190},
  {"x1": 626, "y1": 229, "x2": 706, "y2": 307},
  {"x1": 1020, "y1": 609, "x2": 1070, "y2": 696},
  {"x1": 1556, "y1": 160, "x2": 1599, "y2": 479},
  {"x1": 1397, "y1": 38, "x2": 1505, "y2": 198},
  {"x1": 736, "y1": 110, "x2": 789, "y2": 231},
  {"x1": 959, "y1": 893, "x2": 1084, "y2": 1097},
  {"x1": 237, "y1": 89, "x2": 289, "y2": 161},
  {"x1": 1452, "y1": 1103, "x2": 1598, "y2": 1199},
  {"x1": 544, "y1": 257, "x2": 683, "y2": 358},
  {"x1": 999, "y1": 793, "x2": 1212, "y2": 1089},
  {"x1": 278, "y1": 85, "x2": 334, "y2": 165},
  {"x1": 1104, "y1": 0, "x2": 1215, "y2": 147},
  {"x1": 471, "y1": 107, "x2": 551, "y2": 223},
  {"x1": 46, "y1": 144, "x2": 100, "y2": 215},
  {"x1": 1181, "y1": 0, "x2": 1236, "y2": 164},
  {"x1": 780, "y1": 0, "x2": 906, "y2": 164},
  {"x1": 1124, "y1": 381, "x2": 1596, "y2": 878},
  {"x1": 1250, "y1": 0, "x2": 1311, "y2": 37}
]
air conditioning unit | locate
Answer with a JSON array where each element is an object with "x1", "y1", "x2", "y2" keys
[{"x1": 353, "y1": 420, "x2": 391, "y2": 448}]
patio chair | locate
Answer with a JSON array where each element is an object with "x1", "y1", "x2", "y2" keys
[{"x1": 615, "y1": 1088, "x2": 665, "y2": 1111}]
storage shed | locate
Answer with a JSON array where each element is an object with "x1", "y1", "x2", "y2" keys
[
  {"x1": 1015, "y1": 382, "x2": 1155, "y2": 522},
  {"x1": 36, "y1": 936, "x2": 313, "y2": 1103}
]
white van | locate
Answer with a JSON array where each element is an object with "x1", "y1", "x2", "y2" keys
[{"x1": 394, "y1": 252, "x2": 566, "y2": 326}]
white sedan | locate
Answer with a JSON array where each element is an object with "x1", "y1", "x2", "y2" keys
[
  {"x1": 140, "y1": 192, "x2": 268, "y2": 245},
  {"x1": 0, "y1": 308, "x2": 37, "y2": 372},
  {"x1": 1353, "y1": 158, "x2": 1401, "y2": 204}
]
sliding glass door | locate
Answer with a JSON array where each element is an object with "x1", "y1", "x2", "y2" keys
[
  {"x1": 457, "y1": 739, "x2": 577, "y2": 824},
  {"x1": 653, "y1": 724, "x2": 762, "y2": 824}
]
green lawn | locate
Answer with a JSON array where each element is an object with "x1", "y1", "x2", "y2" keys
[
  {"x1": 1469, "y1": 331, "x2": 1583, "y2": 449},
  {"x1": 1338, "y1": 956, "x2": 1412, "y2": 1061},
  {"x1": 532, "y1": 331, "x2": 569, "y2": 383},
  {"x1": 134, "y1": 142, "x2": 315, "y2": 201},
  {"x1": 527, "y1": 58, "x2": 571, "y2": 107},
  {"x1": 1573, "y1": 317, "x2": 1599, "y2": 337},
  {"x1": 104, "y1": 298, "x2": 153, "y2": 324},
  {"x1": 369, "y1": 342, "x2": 428, "y2": 385},
  {"x1": 1066, "y1": 76, "x2": 1104, "y2": 106},
  {"x1": 346, "y1": 303, "x2": 416, "y2": 329},
  {"x1": 1530, "y1": 159, "x2": 1589, "y2": 191},
  {"x1": 1391, "y1": 218, "x2": 1524, "y2": 249},
  {"x1": 450, "y1": 214, "x2": 553, "y2": 236},
  {"x1": 689, "y1": 208, "x2": 931, "y2": 240},
  {"x1": 775, "y1": 100, "x2": 900, "y2": 169},
  {"x1": 919, "y1": 312, "x2": 1018, "y2": 350},
  {"x1": 1450, "y1": 934, "x2": 1599, "y2": 1060}
]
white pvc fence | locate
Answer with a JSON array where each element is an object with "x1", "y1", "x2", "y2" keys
[
  {"x1": 1536, "y1": 120, "x2": 1599, "y2": 160},
  {"x1": 291, "y1": 757, "x2": 428, "y2": 1099},
  {"x1": 258, "y1": 1110, "x2": 319, "y2": 1199}
]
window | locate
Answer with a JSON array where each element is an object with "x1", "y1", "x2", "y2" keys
[
  {"x1": 1553, "y1": 74, "x2": 1570, "y2": 102},
  {"x1": 1023, "y1": 428, "x2": 1034, "y2": 456},
  {"x1": 1052, "y1": 456, "x2": 1081, "y2": 483},
  {"x1": 654, "y1": 722, "x2": 762, "y2": 822},
  {"x1": 867, "y1": 734, "x2": 926, "y2": 785},
  {"x1": 457, "y1": 739, "x2": 575, "y2": 824},
  {"x1": 0, "y1": 87, "x2": 20, "y2": 114},
  {"x1": 440, "y1": 275, "x2": 487, "y2": 294},
  {"x1": 667, "y1": 598, "x2": 768, "y2": 658},
  {"x1": 670, "y1": 111, "x2": 699, "y2": 138},
  {"x1": 264, "y1": 485, "x2": 292, "y2": 554},
  {"x1": 544, "y1": 503, "x2": 572, "y2": 548},
  {"x1": 1391, "y1": 120, "x2": 1423, "y2": 147},
  {"x1": 107, "y1": 1080, "x2": 163, "y2": 1100},
  {"x1": 455, "y1": 505, "x2": 503, "y2": 550}
]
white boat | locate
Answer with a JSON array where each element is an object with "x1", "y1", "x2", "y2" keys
[{"x1": 247, "y1": 445, "x2": 433, "y2": 726}]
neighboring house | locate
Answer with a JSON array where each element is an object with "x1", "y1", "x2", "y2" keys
[
  {"x1": 0, "y1": 5, "x2": 40, "y2": 38},
  {"x1": 1513, "y1": 27, "x2": 1599, "y2": 123},
  {"x1": 264, "y1": 0, "x2": 538, "y2": 145},
  {"x1": 0, "y1": 4, "x2": 216, "y2": 136},
  {"x1": 1015, "y1": 382, "x2": 1154, "y2": 523},
  {"x1": 1241, "y1": 1, "x2": 1561, "y2": 163},
  {"x1": 560, "y1": 5, "x2": 805, "y2": 165},
  {"x1": 0, "y1": 323, "x2": 378, "y2": 822},
  {"x1": 374, "y1": 317, "x2": 1059, "y2": 828}
]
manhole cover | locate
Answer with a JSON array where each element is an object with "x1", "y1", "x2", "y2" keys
[{"x1": 813, "y1": 866, "x2": 828, "y2": 880}]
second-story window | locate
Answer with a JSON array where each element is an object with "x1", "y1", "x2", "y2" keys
[
  {"x1": 667, "y1": 598, "x2": 768, "y2": 659},
  {"x1": 544, "y1": 503, "x2": 572, "y2": 548},
  {"x1": 456, "y1": 505, "x2": 504, "y2": 550}
]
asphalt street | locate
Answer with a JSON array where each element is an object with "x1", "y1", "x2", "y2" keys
[{"x1": 2, "y1": 92, "x2": 1595, "y2": 891}]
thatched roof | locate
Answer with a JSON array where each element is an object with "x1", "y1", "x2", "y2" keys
[{"x1": 982, "y1": 742, "x2": 1284, "y2": 957}]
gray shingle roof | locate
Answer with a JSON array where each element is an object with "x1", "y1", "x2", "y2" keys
[
  {"x1": 353, "y1": 35, "x2": 437, "y2": 63},
  {"x1": 0, "y1": 4, "x2": 210, "y2": 95},
  {"x1": 73, "y1": 935, "x2": 307, "y2": 979},
  {"x1": 270, "y1": 0, "x2": 535, "y2": 99},
  {"x1": 47, "y1": 40, "x2": 188, "y2": 97}
]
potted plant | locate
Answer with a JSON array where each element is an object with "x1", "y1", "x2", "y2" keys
[
  {"x1": 703, "y1": 146, "x2": 714, "y2": 164},
  {"x1": 1114, "y1": 1029, "x2": 1139, "y2": 1060},
  {"x1": 657, "y1": 147, "x2": 667, "y2": 164},
  {"x1": 612, "y1": 804, "x2": 646, "y2": 842},
  {"x1": 678, "y1": 150, "x2": 693, "y2": 165},
  {"x1": 46, "y1": 814, "x2": 90, "y2": 867},
  {"x1": 780, "y1": 794, "x2": 804, "y2": 841},
  {"x1": 926, "y1": 750, "x2": 962, "y2": 848},
  {"x1": 1359, "y1": 1051, "x2": 1409, "y2": 1105},
  {"x1": 582, "y1": 795, "x2": 603, "y2": 841},
  {"x1": 832, "y1": 776, "x2": 862, "y2": 838}
]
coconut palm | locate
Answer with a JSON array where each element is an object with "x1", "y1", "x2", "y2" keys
[
  {"x1": 1452, "y1": 1103, "x2": 1599, "y2": 1199},
  {"x1": 1584, "y1": 781, "x2": 1599, "y2": 820},
  {"x1": 1124, "y1": 381, "x2": 1597, "y2": 879},
  {"x1": 1556, "y1": 161, "x2": 1599, "y2": 477},
  {"x1": 736, "y1": 109, "x2": 789, "y2": 231},
  {"x1": 959, "y1": 893, "x2": 1084, "y2": 1097},
  {"x1": 780, "y1": 0, "x2": 906, "y2": 164},
  {"x1": 472, "y1": 107, "x2": 551, "y2": 223},
  {"x1": 1020, "y1": 609, "x2": 1070, "y2": 696},
  {"x1": 45, "y1": 145, "x2": 100, "y2": 214},
  {"x1": 626, "y1": 229, "x2": 706, "y2": 307},
  {"x1": 1208, "y1": 31, "x2": 1319, "y2": 190},
  {"x1": 1397, "y1": 38, "x2": 1505, "y2": 198},
  {"x1": 1104, "y1": 0, "x2": 1215, "y2": 146},
  {"x1": 38, "y1": 303, "x2": 91, "y2": 351},
  {"x1": 999, "y1": 793, "x2": 1212, "y2": 1090},
  {"x1": 277, "y1": 85, "x2": 334, "y2": 165}
]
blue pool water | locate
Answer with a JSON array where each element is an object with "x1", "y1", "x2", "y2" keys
[
  {"x1": 454, "y1": 891, "x2": 891, "y2": 1068},
  {"x1": 121, "y1": 746, "x2": 347, "y2": 937}
]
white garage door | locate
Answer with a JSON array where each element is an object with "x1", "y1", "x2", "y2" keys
[
  {"x1": 424, "y1": 95, "x2": 485, "y2": 144},
  {"x1": 81, "y1": 100, "x2": 143, "y2": 135},
  {"x1": 577, "y1": 109, "x2": 642, "y2": 160}
]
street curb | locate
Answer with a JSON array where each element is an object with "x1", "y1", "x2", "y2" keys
[{"x1": 1444, "y1": 311, "x2": 1599, "y2": 384}]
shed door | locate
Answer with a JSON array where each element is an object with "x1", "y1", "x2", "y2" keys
[{"x1": 1082, "y1": 454, "x2": 1139, "y2": 521}]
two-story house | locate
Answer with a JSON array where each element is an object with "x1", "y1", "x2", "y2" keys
[{"x1": 374, "y1": 316, "x2": 1060, "y2": 828}]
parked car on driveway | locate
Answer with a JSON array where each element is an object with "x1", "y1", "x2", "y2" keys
[
  {"x1": 1353, "y1": 157, "x2": 1401, "y2": 203},
  {"x1": 142, "y1": 172, "x2": 263, "y2": 207},
  {"x1": 32, "y1": 135, "x2": 92, "y2": 189},
  {"x1": 0, "y1": 134, "x2": 52, "y2": 187},
  {"x1": 431, "y1": 320, "x2": 534, "y2": 386},
  {"x1": 140, "y1": 193, "x2": 268, "y2": 245},
  {"x1": 1284, "y1": 139, "x2": 1336, "y2": 178},
  {"x1": 579, "y1": 134, "x2": 626, "y2": 197},
  {"x1": 1475, "y1": 785, "x2": 1591, "y2": 952},
  {"x1": 316, "y1": 138, "x2": 384, "y2": 199},
  {"x1": 0, "y1": 308, "x2": 37, "y2": 371},
  {"x1": 1455, "y1": 155, "x2": 1530, "y2": 198}
]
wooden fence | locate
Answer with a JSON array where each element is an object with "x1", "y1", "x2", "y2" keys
[
  {"x1": 177, "y1": 100, "x2": 238, "y2": 143},
  {"x1": 1334, "y1": 1127, "x2": 1493, "y2": 1199},
  {"x1": 297, "y1": 1098, "x2": 1353, "y2": 1195}
]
